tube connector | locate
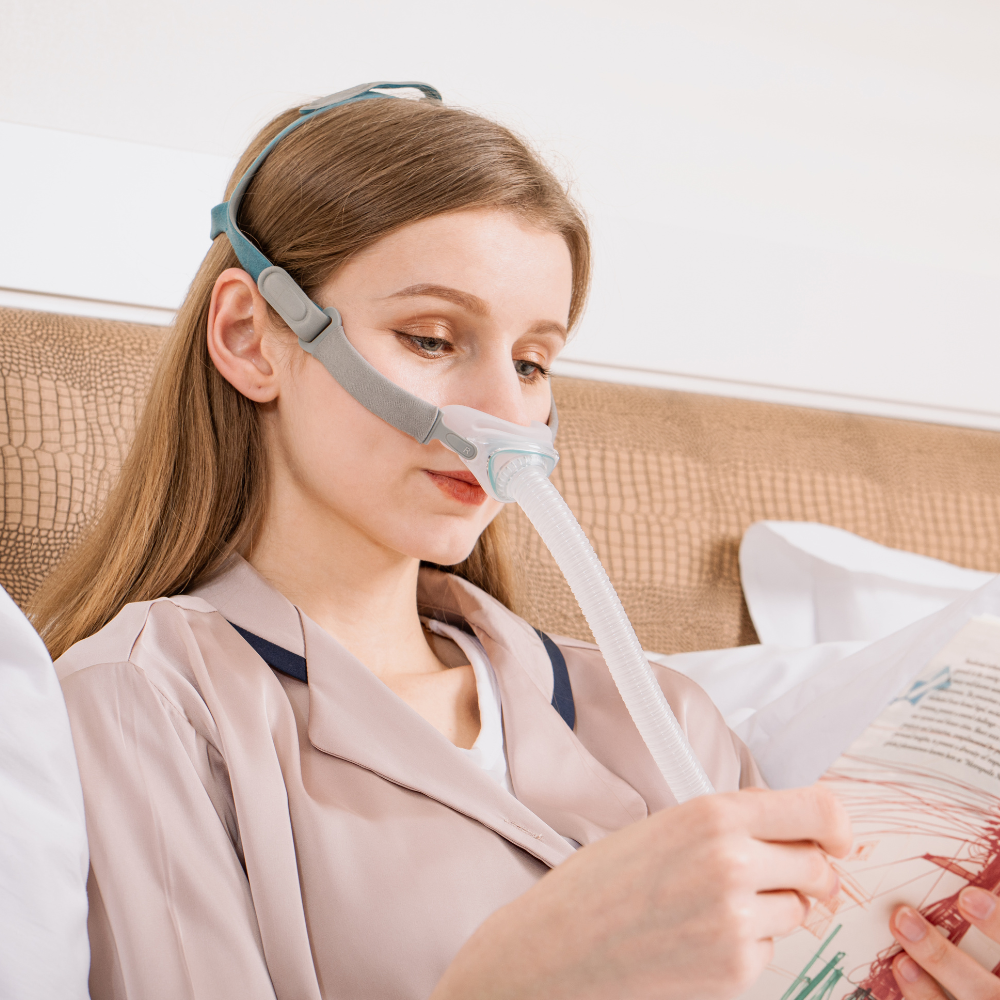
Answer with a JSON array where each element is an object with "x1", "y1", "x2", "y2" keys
[{"x1": 438, "y1": 404, "x2": 558, "y2": 502}]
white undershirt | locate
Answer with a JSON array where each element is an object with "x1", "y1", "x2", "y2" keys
[
  {"x1": 421, "y1": 618, "x2": 581, "y2": 850},
  {"x1": 421, "y1": 618, "x2": 514, "y2": 794}
]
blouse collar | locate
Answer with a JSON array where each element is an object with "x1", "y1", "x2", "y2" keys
[{"x1": 191, "y1": 555, "x2": 649, "y2": 857}]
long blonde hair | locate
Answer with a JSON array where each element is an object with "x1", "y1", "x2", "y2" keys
[{"x1": 30, "y1": 96, "x2": 591, "y2": 659}]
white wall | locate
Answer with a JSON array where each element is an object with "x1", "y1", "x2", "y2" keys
[
  {"x1": 0, "y1": 122, "x2": 232, "y2": 320},
  {"x1": 2, "y1": 1, "x2": 998, "y2": 428}
]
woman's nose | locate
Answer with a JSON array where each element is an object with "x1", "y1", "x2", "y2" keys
[{"x1": 456, "y1": 355, "x2": 535, "y2": 427}]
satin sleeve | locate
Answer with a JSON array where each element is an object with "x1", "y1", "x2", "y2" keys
[{"x1": 60, "y1": 658, "x2": 277, "y2": 1000}]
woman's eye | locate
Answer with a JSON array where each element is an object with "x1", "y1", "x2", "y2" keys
[
  {"x1": 402, "y1": 334, "x2": 452, "y2": 356},
  {"x1": 514, "y1": 359, "x2": 550, "y2": 382}
]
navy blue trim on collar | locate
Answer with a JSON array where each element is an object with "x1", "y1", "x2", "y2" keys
[
  {"x1": 226, "y1": 620, "x2": 575, "y2": 731},
  {"x1": 229, "y1": 622, "x2": 308, "y2": 683},
  {"x1": 535, "y1": 629, "x2": 576, "y2": 731}
]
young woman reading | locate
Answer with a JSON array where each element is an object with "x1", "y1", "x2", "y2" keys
[{"x1": 30, "y1": 85, "x2": 944, "y2": 1000}]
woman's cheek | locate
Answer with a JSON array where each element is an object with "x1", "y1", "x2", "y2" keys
[{"x1": 276, "y1": 358, "x2": 508, "y2": 561}]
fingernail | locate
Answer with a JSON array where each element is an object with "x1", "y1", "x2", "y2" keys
[
  {"x1": 895, "y1": 907, "x2": 927, "y2": 943},
  {"x1": 896, "y1": 955, "x2": 922, "y2": 983},
  {"x1": 960, "y1": 887, "x2": 997, "y2": 920}
]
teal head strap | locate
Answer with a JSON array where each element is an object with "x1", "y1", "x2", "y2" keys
[
  {"x1": 211, "y1": 82, "x2": 442, "y2": 294},
  {"x1": 210, "y1": 81, "x2": 442, "y2": 345},
  {"x1": 210, "y1": 81, "x2": 556, "y2": 458}
]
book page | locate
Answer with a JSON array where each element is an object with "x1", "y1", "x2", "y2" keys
[{"x1": 744, "y1": 614, "x2": 1000, "y2": 1000}]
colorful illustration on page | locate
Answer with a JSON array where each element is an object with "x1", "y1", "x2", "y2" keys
[{"x1": 743, "y1": 615, "x2": 1000, "y2": 1000}]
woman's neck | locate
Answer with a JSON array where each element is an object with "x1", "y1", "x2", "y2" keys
[
  {"x1": 248, "y1": 494, "x2": 434, "y2": 681},
  {"x1": 248, "y1": 481, "x2": 482, "y2": 749}
]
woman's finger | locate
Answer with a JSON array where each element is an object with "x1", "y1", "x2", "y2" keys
[
  {"x1": 959, "y1": 887, "x2": 1000, "y2": 942},
  {"x1": 892, "y1": 952, "x2": 949, "y2": 1000},
  {"x1": 754, "y1": 890, "x2": 809, "y2": 940},
  {"x1": 891, "y1": 906, "x2": 1000, "y2": 1000},
  {"x1": 742, "y1": 786, "x2": 853, "y2": 858},
  {"x1": 752, "y1": 840, "x2": 841, "y2": 900}
]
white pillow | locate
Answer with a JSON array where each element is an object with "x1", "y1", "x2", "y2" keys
[
  {"x1": 0, "y1": 586, "x2": 89, "y2": 1000},
  {"x1": 740, "y1": 520, "x2": 995, "y2": 646},
  {"x1": 649, "y1": 640, "x2": 865, "y2": 730}
]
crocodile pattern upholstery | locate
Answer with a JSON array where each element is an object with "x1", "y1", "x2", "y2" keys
[
  {"x1": 0, "y1": 308, "x2": 167, "y2": 608},
  {"x1": 506, "y1": 382, "x2": 1000, "y2": 652},
  {"x1": 3, "y1": 304, "x2": 1000, "y2": 653}
]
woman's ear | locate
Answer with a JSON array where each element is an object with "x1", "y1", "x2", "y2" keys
[{"x1": 207, "y1": 268, "x2": 281, "y2": 402}]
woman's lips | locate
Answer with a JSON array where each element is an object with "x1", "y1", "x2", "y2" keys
[{"x1": 424, "y1": 469, "x2": 487, "y2": 506}]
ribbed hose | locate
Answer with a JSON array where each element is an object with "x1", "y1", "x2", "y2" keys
[{"x1": 504, "y1": 461, "x2": 714, "y2": 803}]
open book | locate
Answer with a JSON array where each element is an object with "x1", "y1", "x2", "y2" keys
[{"x1": 745, "y1": 614, "x2": 1000, "y2": 1000}]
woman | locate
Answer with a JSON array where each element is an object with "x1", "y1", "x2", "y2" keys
[{"x1": 31, "y1": 84, "x2": 884, "y2": 999}]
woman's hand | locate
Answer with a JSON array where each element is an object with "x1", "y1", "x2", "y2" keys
[
  {"x1": 890, "y1": 891, "x2": 1000, "y2": 1000},
  {"x1": 432, "y1": 786, "x2": 852, "y2": 1000}
]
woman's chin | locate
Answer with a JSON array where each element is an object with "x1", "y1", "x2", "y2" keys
[
  {"x1": 404, "y1": 531, "x2": 482, "y2": 569},
  {"x1": 416, "y1": 545, "x2": 480, "y2": 568},
  {"x1": 379, "y1": 501, "x2": 501, "y2": 567}
]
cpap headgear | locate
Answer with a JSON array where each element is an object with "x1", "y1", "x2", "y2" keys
[{"x1": 209, "y1": 80, "x2": 557, "y2": 496}]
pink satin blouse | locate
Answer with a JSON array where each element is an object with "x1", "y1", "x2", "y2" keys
[{"x1": 57, "y1": 555, "x2": 762, "y2": 999}]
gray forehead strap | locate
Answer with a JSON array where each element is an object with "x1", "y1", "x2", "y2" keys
[{"x1": 210, "y1": 81, "x2": 557, "y2": 457}]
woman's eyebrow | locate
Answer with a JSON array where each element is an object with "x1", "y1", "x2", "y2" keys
[
  {"x1": 386, "y1": 284, "x2": 568, "y2": 338},
  {"x1": 386, "y1": 283, "x2": 490, "y2": 316},
  {"x1": 526, "y1": 320, "x2": 568, "y2": 340}
]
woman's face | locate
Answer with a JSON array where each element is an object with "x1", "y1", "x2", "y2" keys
[{"x1": 243, "y1": 208, "x2": 573, "y2": 567}]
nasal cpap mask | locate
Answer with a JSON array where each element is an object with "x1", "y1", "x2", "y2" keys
[{"x1": 211, "y1": 81, "x2": 713, "y2": 803}]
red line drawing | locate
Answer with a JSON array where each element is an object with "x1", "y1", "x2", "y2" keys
[{"x1": 820, "y1": 756, "x2": 1000, "y2": 1000}]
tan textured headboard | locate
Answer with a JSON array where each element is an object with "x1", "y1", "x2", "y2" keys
[
  {"x1": 509, "y1": 382, "x2": 1000, "y2": 651},
  {"x1": 4, "y1": 305, "x2": 1000, "y2": 653},
  {"x1": 0, "y1": 308, "x2": 167, "y2": 609}
]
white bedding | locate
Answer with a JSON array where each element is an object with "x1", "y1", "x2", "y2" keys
[
  {"x1": 658, "y1": 521, "x2": 1000, "y2": 790},
  {"x1": 0, "y1": 586, "x2": 89, "y2": 1000},
  {"x1": 648, "y1": 640, "x2": 866, "y2": 730},
  {"x1": 740, "y1": 520, "x2": 995, "y2": 645}
]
